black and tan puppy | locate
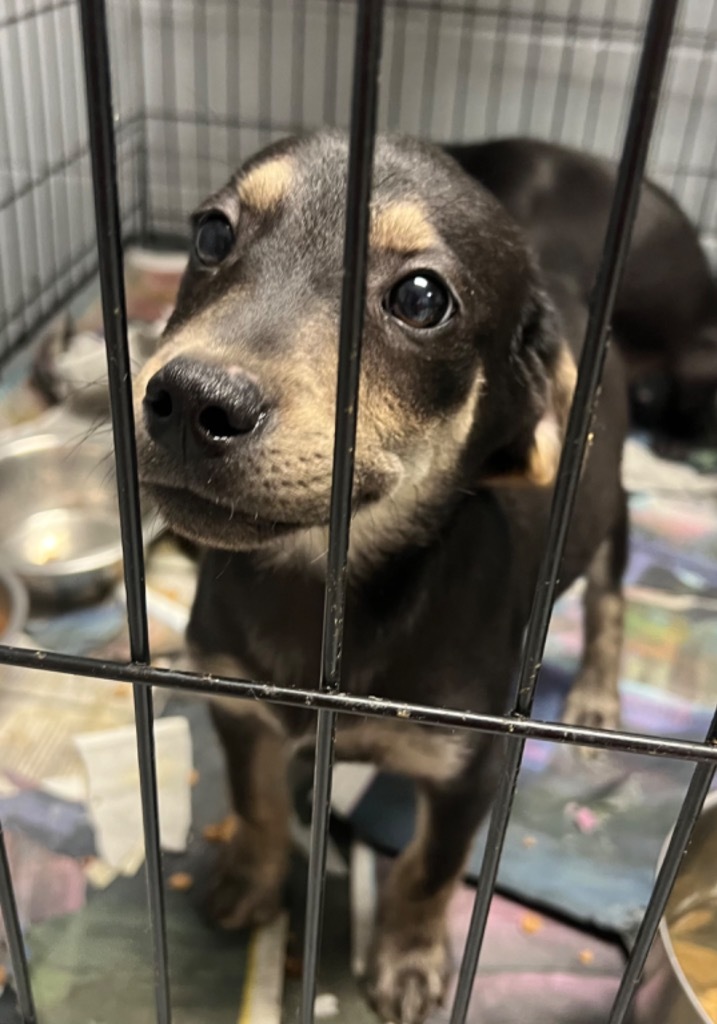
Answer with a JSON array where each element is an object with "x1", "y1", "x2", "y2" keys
[
  {"x1": 133, "y1": 132, "x2": 628, "y2": 1024},
  {"x1": 446, "y1": 137, "x2": 717, "y2": 441}
]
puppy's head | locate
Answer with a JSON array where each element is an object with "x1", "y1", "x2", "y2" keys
[{"x1": 134, "y1": 132, "x2": 575, "y2": 563}]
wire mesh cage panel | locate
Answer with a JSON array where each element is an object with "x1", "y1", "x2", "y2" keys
[
  {"x1": 0, "y1": 2, "x2": 716, "y2": 1024},
  {"x1": 0, "y1": 0, "x2": 143, "y2": 363},
  {"x1": 1, "y1": 0, "x2": 717, "y2": 366}
]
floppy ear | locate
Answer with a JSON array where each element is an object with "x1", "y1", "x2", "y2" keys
[
  {"x1": 523, "y1": 343, "x2": 577, "y2": 485},
  {"x1": 480, "y1": 283, "x2": 577, "y2": 488}
]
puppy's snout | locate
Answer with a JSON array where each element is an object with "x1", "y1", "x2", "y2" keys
[{"x1": 143, "y1": 357, "x2": 266, "y2": 462}]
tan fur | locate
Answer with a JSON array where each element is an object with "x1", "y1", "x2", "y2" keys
[
  {"x1": 369, "y1": 793, "x2": 461, "y2": 1017},
  {"x1": 188, "y1": 651, "x2": 288, "y2": 736},
  {"x1": 554, "y1": 343, "x2": 579, "y2": 426},
  {"x1": 370, "y1": 201, "x2": 438, "y2": 253},
  {"x1": 134, "y1": 293, "x2": 484, "y2": 574},
  {"x1": 133, "y1": 326, "x2": 223, "y2": 407},
  {"x1": 238, "y1": 157, "x2": 294, "y2": 212},
  {"x1": 525, "y1": 343, "x2": 577, "y2": 485},
  {"x1": 265, "y1": 370, "x2": 484, "y2": 574},
  {"x1": 334, "y1": 720, "x2": 470, "y2": 783},
  {"x1": 483, "y1": 341, "x2": 578, "y2": 489},
  {"x1": 563, "y1": 535, "x2": 624, "y2": 732},
  {"x1": 199, "y1": 662, "x2": 469, "y2": 786},
  {"x1": 209, "y1": 724, "x2": 291, "y2": 931}
]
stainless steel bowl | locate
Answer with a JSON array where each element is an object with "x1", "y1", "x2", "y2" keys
[
  {"x1": 0, "y1": 432, "x2": 158, "y2": 605},
  {"x1": 634, "y1": 790, "x2": 717, "y2": 1024},
  {"x1": 0, "y1": 568, "x2": 29, "y2": 644}
]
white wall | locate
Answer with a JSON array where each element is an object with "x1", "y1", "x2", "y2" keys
[
  {"x1": 1, "y1": 0, "x2": 716, "y2": 360},
  {"x1": 135, "y1": 0, "x2": 717, "y2": 269}
]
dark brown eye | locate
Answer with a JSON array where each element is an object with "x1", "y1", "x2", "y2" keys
[
  {"x1": 194, "y1": 213, "x2": 235, "y2": 266},
  {"x1": 386, "y1": 272, "x2": 455, "y2": 329}
]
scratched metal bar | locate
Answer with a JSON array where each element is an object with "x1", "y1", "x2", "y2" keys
[
  {"x1": 300, "y1": 2, "x2": 384, "y2": 1020},
  {"x1": 608, "y1": 713, "x2": 717, "y2": 1023},
  {"x1": 0, "y1": 642, "x2": 715, "y2": 767},
  {"x1": 449, "y1": 2, "x2": 680, "y2": 1022},
  {"x1": 77, "y1": 1, "x2": 171, "y2": 1022},
  {"x1": 0, "y1": 822, "x2": 36, "y2": 1023}
]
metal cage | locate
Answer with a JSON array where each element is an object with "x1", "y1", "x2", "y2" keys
[{"x1": 0, "y1": 1, "x2": 716, "y2": 1023}]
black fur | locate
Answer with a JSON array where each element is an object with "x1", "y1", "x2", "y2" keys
[
  {"x1": 134, "y1": 131, "x2": 629, "y2": 1024},
  {"x1": 446, "y1": 136, "x2": 717, "y2": 441}
]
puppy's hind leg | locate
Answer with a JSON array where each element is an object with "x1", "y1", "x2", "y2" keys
[
  {"x1": 563, "y1": 502, "x2": 628, "y2": 733},
  {"x1": 205, "y1": 699, "x2": 291, "y2": 930}
]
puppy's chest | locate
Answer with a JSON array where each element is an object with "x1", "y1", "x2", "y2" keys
[{"x1": 192, "y1": 551, "x2": 421, "y2": 695}]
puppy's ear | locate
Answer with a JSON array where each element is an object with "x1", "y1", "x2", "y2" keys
[
  {"x1": 522, "y1": 343, "x2": 577, "y2": 486},
  {"x1": 482, "y1": 283, "x2": 577, "y2": 487}
]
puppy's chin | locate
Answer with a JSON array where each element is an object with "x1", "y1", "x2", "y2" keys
[{"x1": 143, "y1": 481, "x2": 317, "y2": 552}]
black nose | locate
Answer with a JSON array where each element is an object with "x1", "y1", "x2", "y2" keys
[{"x1": 143, "y1": 357, "x2": 266, "y2": 462}]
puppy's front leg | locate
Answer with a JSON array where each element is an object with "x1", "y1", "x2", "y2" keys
[
  {"x1": 206, "y1": 699, "x2": 291, "y2": 930},
  {"x1": 368, "y1": 745, "x2": 499, "y2": 1024}
]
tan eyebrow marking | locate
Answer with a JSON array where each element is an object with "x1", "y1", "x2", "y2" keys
[
  {"x1": 370, "y1": 201, "x2": 439, "y2": 253},
  {"x1": 238, "y1": 157, "x2": 294, "y2": 212}
]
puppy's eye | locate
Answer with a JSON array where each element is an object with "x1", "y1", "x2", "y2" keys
[
  {"x1": 386, "y1": 272, "x2": 455, "y2": 329},
  {"x1": 194, "y1": 213, "x2": 235, "y2": 266}
]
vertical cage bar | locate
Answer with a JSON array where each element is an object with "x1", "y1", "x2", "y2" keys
[
  {"x1": 300, "y1": 2, "x2": 384, "y2": 1022},
  {"x1": 418, "y1": 3, "x2": 442, "y2": 137},
  {"x1": 485, "y1": 6, "x2": 511, "y2": 137},
  {"x1": 77, "y1": 2, "x2": 171, "y2": 1023},
  {"x1": 549, "y1": 0, "x2": 582, "y2": 140},
  {"x1": 226, "y1": 0, "x2": 241, "y2": 169},
  {"x1": 580, "y1": 0, "x2": 619, "y2": 151},
  {"x1": 259, "y1": 0, "x2": 273, "y2": 145},
  {"x1": 450, "y1": 3, "x2": 479, "y2": 140},
  {"x1": 193, "y1": 0, "x2": 210, "y2": 197},
  {"x1": 449, "y1": 2, "x2": 679, "y2": 1021},
  {"x1": 698, "y1": 127, "x2": 717, "y2": 226},
  {"x1": 29, "y1": 4, "x2": 64, "y2": 313},
  {"x1": 387, "y1": 0, "x2": 407, "y2": 132},
  {"x1": 608, "y1": 730, "x2": 717, "y2": 1024},
  {"x1": 160, "y1": 0, "x2": 180, "y2": 227},
  {"x1": 668, "y1": 44, "x2": 713, "y2": 197},
  {"x1": 323, "y1": 0, "x2": 341, "y2": 127},
  {"x1": 517, "y1": 0, "x2": 548, "y2": 134},
  {"x1": 0, "y1": 822, "x2": 36, "y2": 1023},
  {"x1": 291, "y1": 0, "x2": 306, "y2": 130},
  {"x1": 131, "y1": 0, "x2": 150, "y2": 240},
  {"x1": 0, "y1": 24, "x2": 42, "y2": 340}
]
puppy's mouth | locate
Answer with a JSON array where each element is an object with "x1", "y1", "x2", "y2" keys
[{"x1": 142, "y1": 481, "x2": 310, "y2": 548}]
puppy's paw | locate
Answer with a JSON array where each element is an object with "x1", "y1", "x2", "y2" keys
[
  {"x1": 367, "y1": 932, "x2": 451, "y2": 1024},
  {"x1": 562, "y1": 680, "x2": 621, "y2": 733},
  {"x1": 205, "y1": 829, "x2": 286, "y2": 931}
]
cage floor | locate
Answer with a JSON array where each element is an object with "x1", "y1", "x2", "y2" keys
[{"x1": 1, "y1": 249, "x2": 717, "y2": 1021}]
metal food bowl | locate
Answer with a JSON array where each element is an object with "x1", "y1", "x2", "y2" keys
[
  {"x1": 635, "y1": 790, "x2": 717, "y2": 1024},
  {"x1": 0, "y1": 432, "x2": 158, "y2": 605},
  {"x1": 0, "y1": 569, "x2": 29, "y2": 644}
]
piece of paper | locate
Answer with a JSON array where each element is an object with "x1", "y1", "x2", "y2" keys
[
  {"x1": 623, "y1": 437, "x2": 717, "y2": 495},
  {"x1": 74, "y1": 716, "x2": 193, "y2": 871}
]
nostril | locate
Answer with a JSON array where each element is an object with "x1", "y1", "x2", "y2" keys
[
  {"x1": 198, "y1": 404, "x2": 259, "y2": 439},
  {"x1": 146, "y1": 388, "x2": 173, "y2": 419}
]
